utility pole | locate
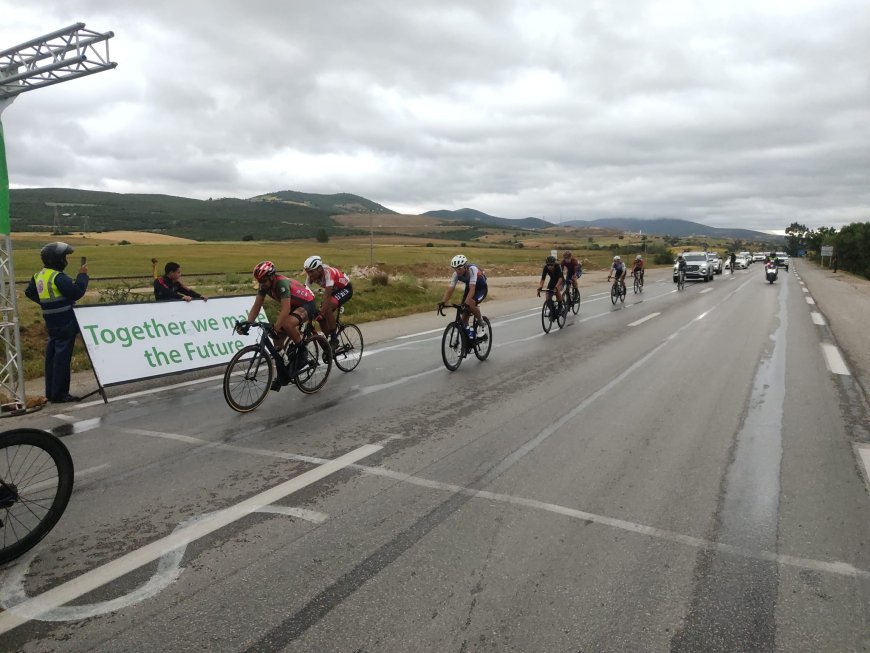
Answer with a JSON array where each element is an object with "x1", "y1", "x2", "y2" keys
[
  {"x1": 0, "y1": 23, "x2": 116, "y2": 414},
  {"x1": 369, "y1": 212, "x2": 373, "y2": 267}
]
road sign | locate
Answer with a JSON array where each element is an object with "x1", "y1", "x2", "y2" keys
[{"x1": 821, "y1": 245, "x2": 833, "y2": 256}]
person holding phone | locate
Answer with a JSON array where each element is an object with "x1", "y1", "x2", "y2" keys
[
  {"x1": 154, "y1": 262, "x2": 208, "y2": 302},
  {"x1": 24, "y1": 242, "x2": 89, "y2": 403}
]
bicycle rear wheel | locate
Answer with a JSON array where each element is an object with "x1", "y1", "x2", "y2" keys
[
  {"x1": 611, "y1": 284, "x2": 618, "y2": 304},
  {"x1": 223, "y1": 345, "x2": 274, "y2": 412},
  {"x1": 0, "y1": 428, "x2": 74, "y2": 565},
  {"x1": 441, "y1": 323, "x2": 466, "y2": 371},
  {"x1": 556, "y1": 300, "x2": 567, "y2": 328},
  {"x1": 541, "y1": 300, "x2": 554, "y2": 333},
  {"x1": 295, "y1": 334, "x2": 332, "y2": 394},
  {"x1": 473, "y1": 317, "x2": 492, "y2": 361},
  {"x1": 333, "y1": 323, "x2": 364, "y2": 372},
  {"x1": 633, "y1": 276, "x2": 640, "y2": 293},
  {"x1": 619, "y1": 283, "x2": 626, "y2": 303}
]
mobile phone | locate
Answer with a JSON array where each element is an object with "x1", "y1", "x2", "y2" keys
[{"x1": 80, "y1": 256, "x2": 87, "y2": 266}]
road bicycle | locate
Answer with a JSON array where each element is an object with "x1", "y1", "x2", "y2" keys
[
  {"x1": 610, "y1": 277, "x2": 627, "y2": 304},
  {"x1": 633, "y1": 269, "x2": 644, "y2": 294},
  {"x1": 539, "y1": 288, "x2": 566, "y2": 333},
  {"x1": 302, "y1": 307, "x2": 364, "y2": 373},
  {"x1": 676, "y1": 269, "x2": 686, "y2": 290},
  {"x1": 436, "y1": 303, "x2": 492, "y2": 371},
  {"x1": 563, "y1": 282, "x2": 581, "y2": 315},
  {"x1": 0, "y1": 428, "x2": 74, "y2": 565},
  {"x1": 223, "y1": 320, "x2": 332, "y2": 412}
]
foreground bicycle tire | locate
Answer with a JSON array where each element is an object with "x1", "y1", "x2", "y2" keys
[
  {"x1": 441, "y1": 322, "x2": 466, "y2": 371},
  {"x1": 611, "y1": 283, "x2": 619, "y2": 305},
  {"x1": 541, "y1": 299, "x2": 555, "y2": 333},
  {"x1": 0, "y1": 429, "x2": 74, "y2": 565},
  {"x1": 568, "y1": 286, "x2": 581, "y2": 315},
  {"x1": 333, "y1": 323, "x2": 364, "y2": 372},
  {"x1": 473, "y1": 317, "x2": 492, "y2": 361},
  {"x1": 223, "y1": 345, "x2": 274, "y2": 412},
  {"x1": 295, "y1": 334, "x2": 332, "y2": 394}
]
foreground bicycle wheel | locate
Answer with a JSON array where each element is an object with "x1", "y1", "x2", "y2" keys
[
  {"x1": 620, "y1": 283, "x2": 627, "y2": 303},
  {"x1": 441, "y1": 323, "x2": 466, "y2": 371},
  {"x1": 295, "y1": 334, "x2": 332, "y2": 393},
  {"x1": 611, "y1": 284, "x2": 618, "y2": 305},
  {"x1": 541, "y1": 300, "x2": 555, "y2": 333},
  {"x1": 633, "y1": 275, "x2": 640, "y2": 294},
  {"x1": 224, "y1": 345, "x2": 274, "y2": 412},
  {"x1": 0, "y1": 429, "x2": 74, "y2": 565},
  {"x1": 333, "y1": 323, "x2": 364, "y2": 372},
  {"x1": 473, "y1": 317, "x2": 492, "y2": 361},
  {"x1": 556, "y1": 300, "x2": 567, "y2": 329}
]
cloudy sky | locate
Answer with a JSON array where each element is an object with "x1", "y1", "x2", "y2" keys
[{"x1": 1, "y1": 1, "x2": 868, "y2": 232}]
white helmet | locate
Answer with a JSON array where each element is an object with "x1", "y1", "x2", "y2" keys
[
  {"x1": 303, "y1": 255, "x2": 323, "y2": 271},
  {"x1": 613, "y1": 255, "x2": 621, "y2": 261},
  {"x1": 450, "y1": 254, "x2": 468, "y2": 268},
  {"x1": 636, "y1": 254, "x2": 642, "y2": 260}
]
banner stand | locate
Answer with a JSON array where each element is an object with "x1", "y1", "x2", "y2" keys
[{"x1": 77, "y1": 344, "x2": 108, "y2": 404}]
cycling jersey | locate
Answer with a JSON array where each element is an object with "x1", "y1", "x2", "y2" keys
[
  {"x1": 540, "y1": 264, "x2": 564, "y2": 291},
  {"x1": 562, "y1": 257, "x2": 581, "y2": 279},
  {"x1": 632, "y1": 259, "x2": 644, "y2": 271},
  {"x1": 449, "y1": 264, "x2": 486, "y2": 288},
  {"x1": 312, "y1": 265, "x2": 350, "y2": 290},
  {"x1": 610, "y1": 262, "x2": 626, "y2": 277},
  {"x1": 259, "y1": 275, "x2": 315, "y2": 307}
]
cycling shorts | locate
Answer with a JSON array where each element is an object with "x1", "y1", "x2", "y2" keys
[
  {"x1": 292, "y1": 300, "x2": 318, "y2": 323},
  {"x1": 462, "y1": 280, "x2": 488, "y2": 305},
  {"x1": 326, "y1": 283, "x2": 353, "y2": 308}
]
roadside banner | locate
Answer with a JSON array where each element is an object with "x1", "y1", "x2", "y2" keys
[{"x1": 74, "y1": 297, "x2": 267, "y2": 386}]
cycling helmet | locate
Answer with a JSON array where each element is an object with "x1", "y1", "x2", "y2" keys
[
  {"x1": 613, "y1": 255, "x2": 621, "y2": 261},
  {"x1": 636, "y1": 254, "x2": 642, "y2": 260},
  {"x1": 253, "y1": 260, "x2": 276, "y2": 282},
  {"x1": 450, "y1": 254, "x2": 468, "y2": 268},
  {"x1": 40, "y1": 241, "x2": 74, "y2": 270},
  {"x1": 545, "y1": 255, "x2": 557, "y2": 265},
  {"x1": 303, "y1": 255, "x2": 323, "y2": 271}
]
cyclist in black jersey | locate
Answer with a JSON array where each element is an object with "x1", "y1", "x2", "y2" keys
[{"x1": 537, "y1": 255, "x2": 565, "y2": 306}]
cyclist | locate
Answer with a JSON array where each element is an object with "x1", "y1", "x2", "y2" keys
[
  {"x1": 537, "y1": 255, "x2": 564, "y2": 309},
  {"x1": 438, "y1": 254, "x2": 487, "y2": 341},
  {"x1": 607, "y1": 255, "x2": 627, "y2": 292},
  {"x1": 561, "y1": 250, "x2": 582, "y2": 293},
  {"x1": 630, "y1": 254, "x2": 645, "y2": 286},
  {"x1": 729, "y1": 252, "x2": 737, "y2": 272},
  {"x1": 302, "y1": 255, "x2": 352, "y2": 350},
  {"x1": 240, "y1": 261, "x2": 318, "y2": 390},
  {"x1": 675, "y1": 254, "x2": 688, "y2": 283}
]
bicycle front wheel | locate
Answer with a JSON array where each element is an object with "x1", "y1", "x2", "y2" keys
[
  {"x1": 223, "y1": 345, "x2": 274, "y2": 412},
  {"x1": 620, "y1": 284, "x2": 626, "y2": 303},
  {"x1": 441, "y1": 323, "x2": 466, "y2": 371},
  {"x1": 0, "y1": 429, "x2": 74, "y2": 565},
  {"x1": 333, "y1": 323, "x2": 364, "y2": 372},
  {"x1": 473, "y1": 317, "x2": 492, "y2": 361},
  {"x1": 570, "y1": 286, "x2": 581, "y2": 315},
  {"x1": 541, "y1": 300, "x2": 554, "y2": 333},
  {"x1": 556, "y1": 301, "x2": 567, "y2": 328},
  {"x1": 296, "y1": 334, "x2": 332, "y2": 394},
  {"x1": 611, "y1": 284, "x2": 618, "y2": 304}
]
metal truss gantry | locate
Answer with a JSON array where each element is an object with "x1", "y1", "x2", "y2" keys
[{"x1": 0, "y1": 23, "x2": 116, "y2": 413}]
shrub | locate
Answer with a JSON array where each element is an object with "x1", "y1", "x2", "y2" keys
[
  {"x1": 654, "y1": 252, "x2": 674, "y2": 264},
  {"x1": 371, "y1": 272, "x2": 389, "y2": 286},
  {"x1": 425, "y1": 242, "x2": 434, "y2": 247},
  {"x1": 242, "y1": 234, "x2": 254, "y2": 241}
]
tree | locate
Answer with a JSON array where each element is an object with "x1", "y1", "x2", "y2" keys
[
  {"x1": 833, "y1": 222, "x2": 870, "y2": 279},
  {"x1": 784, "y1": 222, "x2": 809, "y2": 256},
  {"x1": 315, "y1": 228, "x2": 329, "y2": 243}
]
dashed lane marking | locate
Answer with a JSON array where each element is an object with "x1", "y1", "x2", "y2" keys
[
  {"x1": 820, "y1": 343, "x2": 851, "y2": 375},
  {"x1": 811, "y1": 312, "x2": 826, "y2": 326},
  {"x1": 627, "y1": 312, "x2": 660, "y2": 327},
  {"x1": 806, "y1": 297, "x2": 816, "y2": 305}
]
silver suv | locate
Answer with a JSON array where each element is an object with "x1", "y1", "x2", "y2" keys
[
  {"x1": 708, "y1": 252, "x2": 723, "y2": 275},
  {"x1": 673, "y1": 252, "x2": 712, "y2": 282}
]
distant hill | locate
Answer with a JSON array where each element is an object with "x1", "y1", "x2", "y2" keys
[
  {"x1": 563, "y1": 217, "x2": 779, "y2": 241},
  {"x1": 9, "y1": 188, "x2": 339, "y2": 241},
  {"x1": 423, "y1": 208, "x2": 549, "y2": 230},
  {"x1": 250, "y1": 190, "x2": 395, "y2": 215}
]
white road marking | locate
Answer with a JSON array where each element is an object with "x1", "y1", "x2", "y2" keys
[
  {"x1": 806, "y1": 297, "x2": 816, "y2": 305},
  {"x1": 855, "y1": 445, "x2": 870, "y2": 495},
  {"x1": 699, "y1": 288, "x2": 713, "y2": 294},
  {"x1": 627, "y1": 312, "x2": 660, "y2": 327},
  {"x1": 820, "y1": 343, "x2": 850, "y2": 375},
  {"x1": 811, "y1": 312, "x2": 826, "y2": 326},
  {"x1": 0, "y1": 444, "x2": 380, "y2": 635},
  {"x1": 802, "y1": 288, "x2": 809, "y2": 293},
  {"x1": 255, "y1": 506, "x2": 329, "y2": 523}
]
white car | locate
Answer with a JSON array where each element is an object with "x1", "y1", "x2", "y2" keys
[
  {"x1": 740, "y1": 252, "x2": 753, "y2": 265},
  {"x1": 673, "y1": 252, "x2": 713, "y2": 282},
  {"x1": 725, "y1": 255, "x2": 748, "y2": 270},
  {"x1": 708, "y1": 252, "x2": 723, "y2": 275}
]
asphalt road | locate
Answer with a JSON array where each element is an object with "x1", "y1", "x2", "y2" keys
[{"x1": 2, "y1": 266, "x2": 868, "y2": 652}]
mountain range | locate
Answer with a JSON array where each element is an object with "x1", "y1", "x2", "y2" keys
[{"x1": 8, "y1": 188, "x2": 779, "y2": 242}]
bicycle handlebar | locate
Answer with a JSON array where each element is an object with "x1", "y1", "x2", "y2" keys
[{"x1": 437, "y1": 303, "x2": 466, "y2": 317}]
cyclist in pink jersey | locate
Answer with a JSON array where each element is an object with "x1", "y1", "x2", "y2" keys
[{"x1": 303, "y1": 255, "x2": 353, "y2": 349}]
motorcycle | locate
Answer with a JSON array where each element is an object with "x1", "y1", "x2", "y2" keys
[{"x1": 765, "y1": 261, "x2": 778, "y2": 284}]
